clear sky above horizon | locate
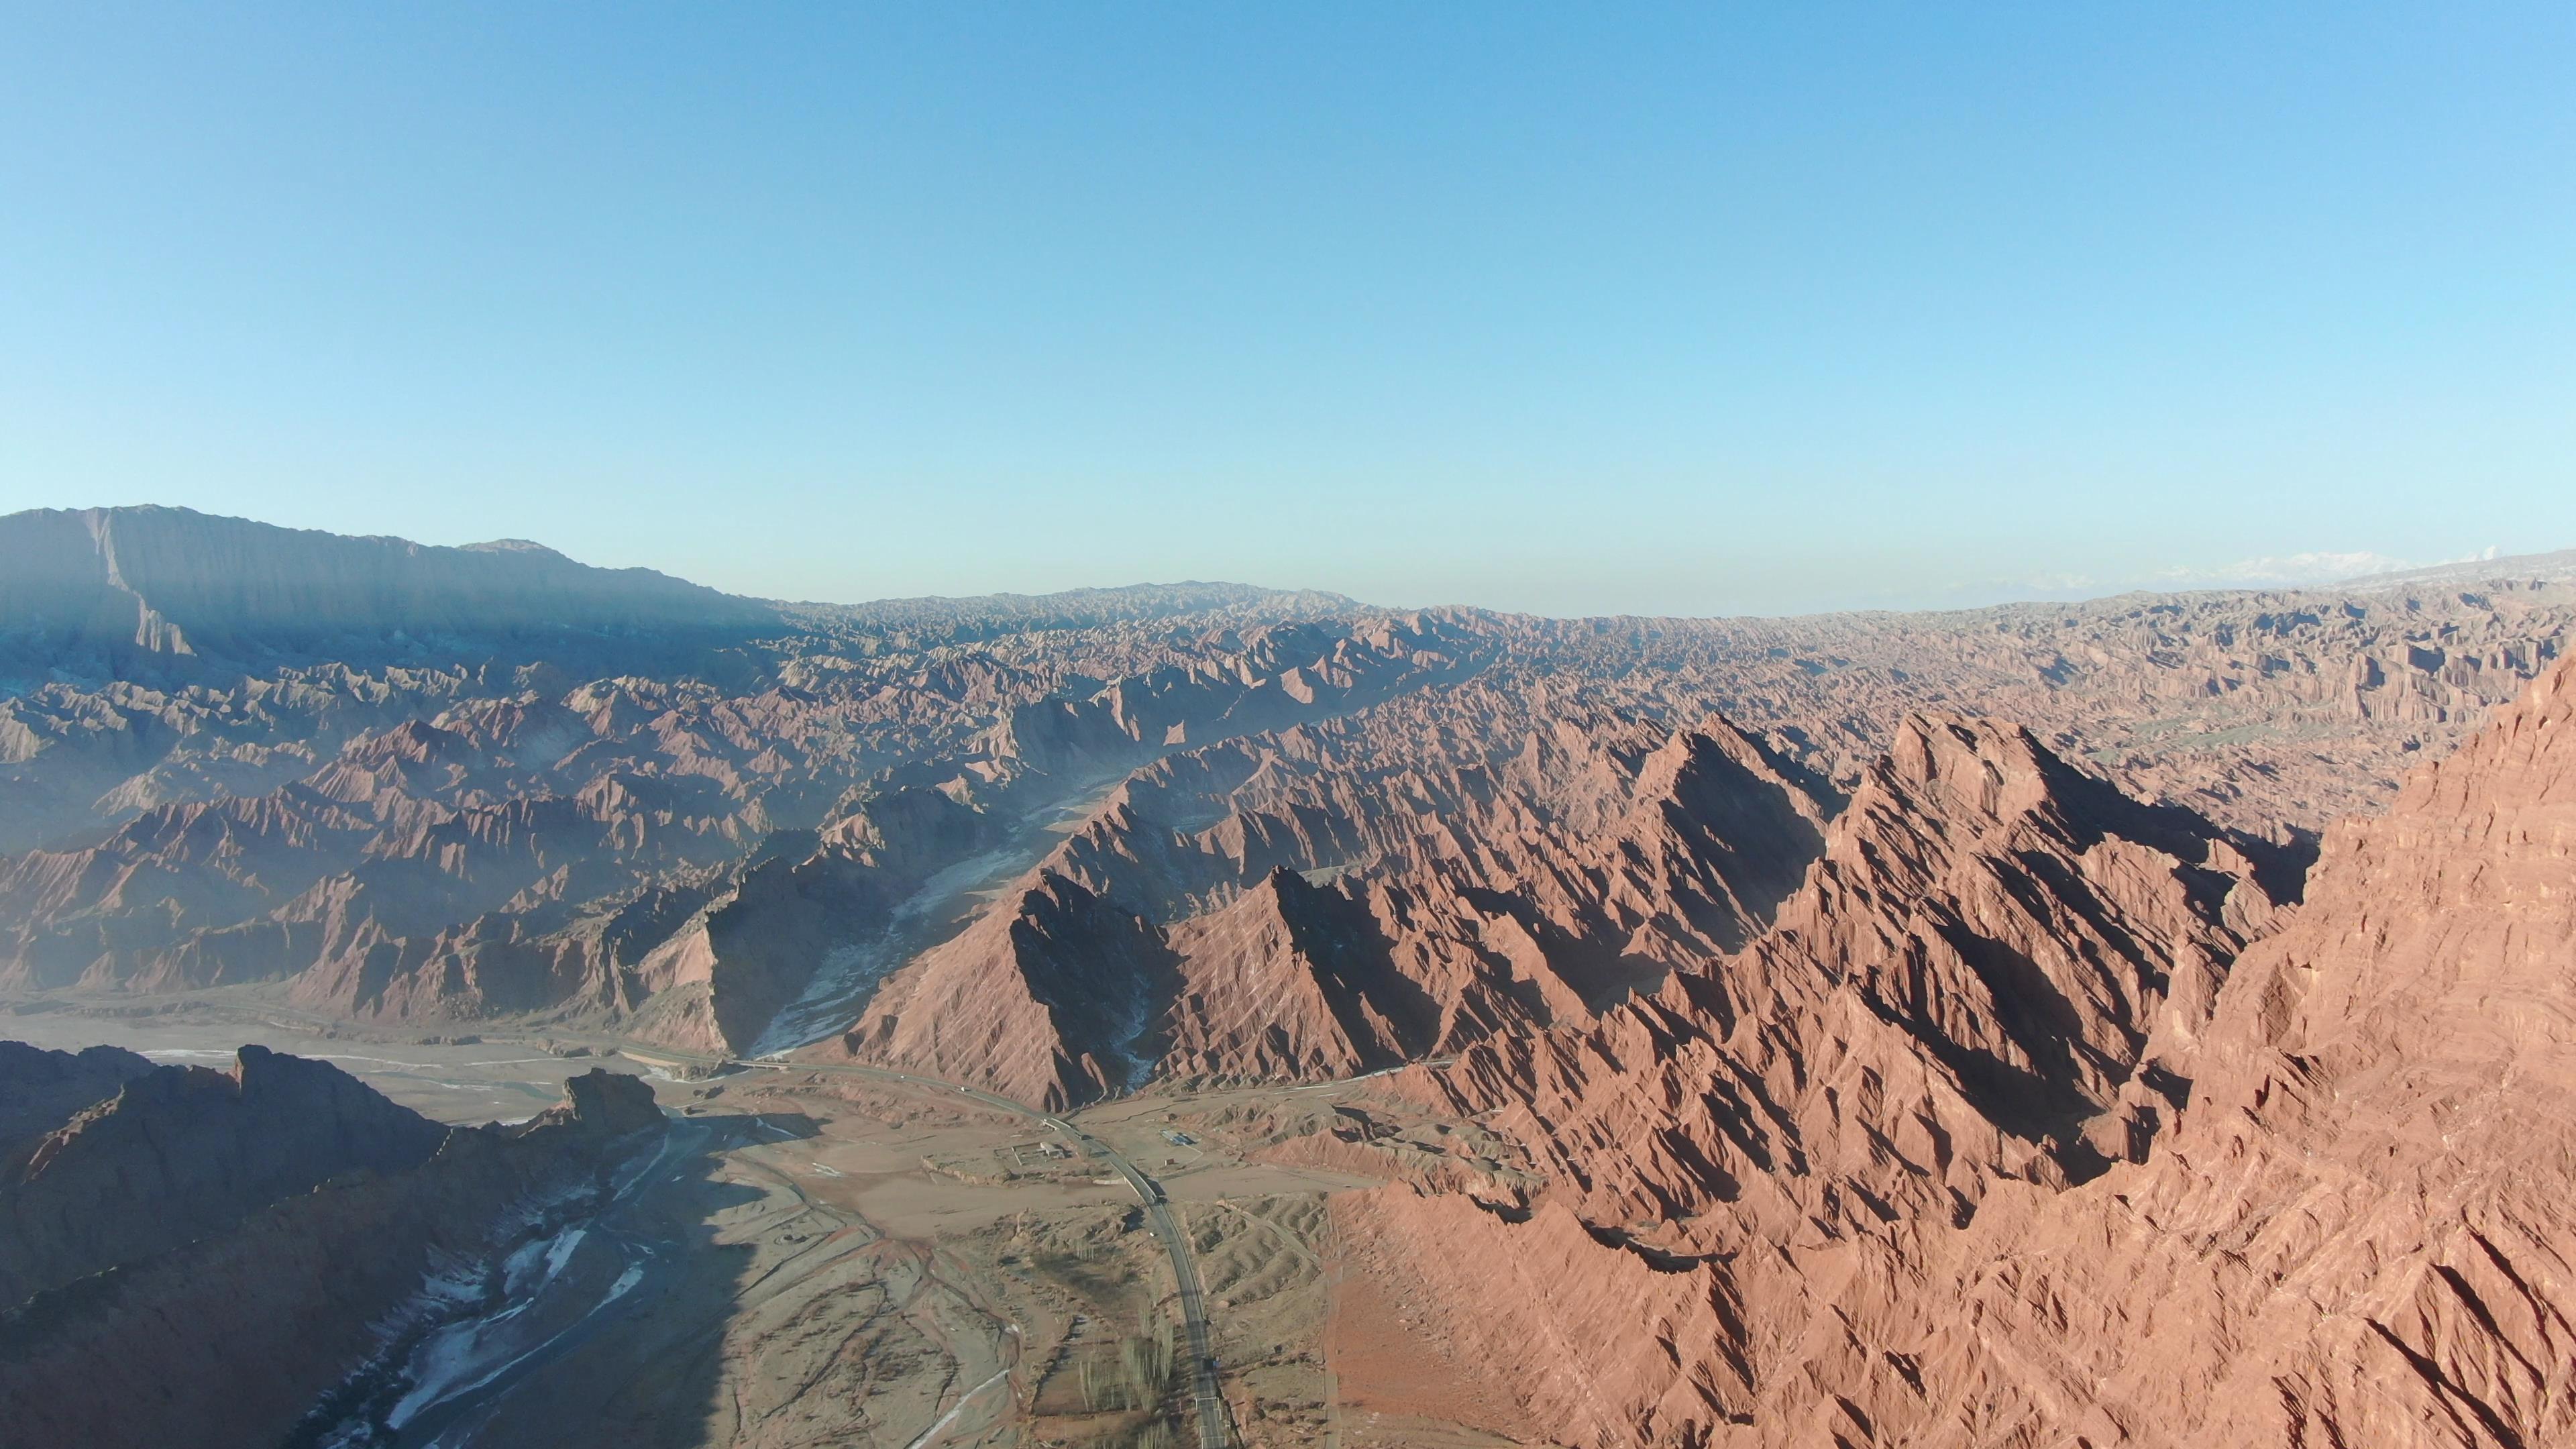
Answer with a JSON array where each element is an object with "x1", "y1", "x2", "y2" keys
[{"x1": 3, "y1": 5, "x2": 2571, "y2": 616}]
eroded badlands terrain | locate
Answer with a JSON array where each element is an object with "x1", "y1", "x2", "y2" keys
[{"x1": 7, "y1": 506, "x2": 2576, "y2": 1448}]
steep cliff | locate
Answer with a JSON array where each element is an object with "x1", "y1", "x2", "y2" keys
[
  {"x1": 1788, "y1": 647, "x2": 2576, "y2": 1448},
  {"x1": 1161, "y1": 867, "x2": 1440, "y2": 1083},
  {"x1": 0, "y1": 1040, "x2": 154, "y2": 1161}
]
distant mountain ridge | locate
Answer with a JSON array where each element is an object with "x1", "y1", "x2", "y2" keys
[
  {"x1": 2343, "y1": 546, "x2": 2576, "y2": 592},
  {"x1": 782, "y1": 580, "x2": 1362, "y2": 650},
  {"x1": 0, "y1": 506, "x2": 1368, "y2": 683},
  {"x1": 0, "y1": 506, "x2": 777, "y2": 677},
  {"x1": 15, "y1": 504, "x2": 2569, "y2": 664}
]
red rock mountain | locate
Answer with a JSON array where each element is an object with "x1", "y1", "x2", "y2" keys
[
  {"x1": 822, "y1": 689, "x2": 1837, "y2": 1104},
  {"x1": 1325, "y1": 655, "x2": 2576, "y2": 1447},
  {"x1": 1788, "y1": 643, "x2": 2576, "y2": 1448},
  {"x1": 5, "y1": 511, "x2": 2571, "y2": 1077},
  {"x1": 841, "y1": 871, "x2": 1177, "y2": 1108},
  {"x1": 1160, "y1": 866, "x2": 1442, "y2": 1082},
  {"x1": 3, "y1": 513, "x2": 2574, "y2": 1448}
]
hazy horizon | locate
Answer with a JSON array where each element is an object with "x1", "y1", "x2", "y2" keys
[{"x1": 15, "y1": 500, "x2": 2569, "y2": 623}]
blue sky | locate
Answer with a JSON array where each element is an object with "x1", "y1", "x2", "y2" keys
[{"x1": 3, "y1": 5, "x2": 2570, "y2": 615}]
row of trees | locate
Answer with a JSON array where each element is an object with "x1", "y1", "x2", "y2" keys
[{"x1": 1074, "y1": 1313, "x2": 1179, "y2": 1414}]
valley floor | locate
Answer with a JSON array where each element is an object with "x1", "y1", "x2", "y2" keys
[{"x1": 6, "y1": 994, "x2": 1524, "y2": 1449}]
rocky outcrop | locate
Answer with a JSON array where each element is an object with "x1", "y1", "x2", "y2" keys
[
  {"x1": 511, "y1": 1065, "x2": 669, "y2": 1143},
  {"x1": 0, "y1": 1040, "x2": 152, "y2": 1161},
  {"x1": 835, "y1": 873, "x2": 1175, "y2": 1109},
  {"x1": 1126, "y1": 694, "x2": 1841, "y2": 1077},
  {"x1": 1161, "y1": 867, "x2": 1440, "y2": 1083},
  {"x1": 1342, "y1": 711, "x2": 2287, "y2": 1443},
  {"x1": 0, "y1": 1044, "x2": 450, "y2": 1305},
  {"x1": 1786, "y1": 646, "x2": 2576, "y2": 1449},
  {"x1": 0, "y1": 1060, "x2": 663, "y2": 1449},
  {"x1": 814, "y1": 687, "x2": 1837, "y2": 1101},
  {"x1": 1411, "y1": 712, "x2": 2281, "y2": 1226},
  {"x1": 1727, "y1": 712, "x2": 2288, "y2": 1173},
  {"x1": 1336, "y1": 656, "x2": 2576, "y2": 1448},
  {"x1": 1046, "y1": 690, "x2": 1833, "y2": 975}
]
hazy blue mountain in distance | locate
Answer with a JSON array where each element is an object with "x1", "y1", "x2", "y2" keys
[
  {"x1": 0, "y1": 506, "x2": 1374, "y2": 692},
  {"x1": 782, "y1": 582, "x2": 1364, "y2": 651},
  {"x1": 0, "y1": 506, "x2": 782, "y2": 684},
  {"x1": 2345, "y1": 547, "x2": 2576, "y2": 592}
]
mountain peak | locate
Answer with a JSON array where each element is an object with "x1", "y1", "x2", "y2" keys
[{"x1": 458, "y1": 537, "x2": 568, "y2": 557}]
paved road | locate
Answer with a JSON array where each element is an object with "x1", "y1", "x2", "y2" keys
[
  {"x1": 704, "y1": 1054, "x2": 1231, "y2": 1449},
  {"x1": 39, "y1": 998, "x2": 1235, "y2": 1445}
]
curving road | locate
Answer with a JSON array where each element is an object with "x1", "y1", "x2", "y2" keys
[{"x1": 683, "y1": 1053, "x2": 1230, "y2": 1449}]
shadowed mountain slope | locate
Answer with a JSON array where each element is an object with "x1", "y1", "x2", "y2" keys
[
  {"x1": 0, "y1": 1049, "x2": 663, "y2": 1449},
  {"x1": 0, "y1": 1040, "x2": 154, "y2": 1161}
]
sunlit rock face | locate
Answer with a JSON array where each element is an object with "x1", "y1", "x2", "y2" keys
[{"x1": 1330, "y1": 655, "x2": 2576, "y2": 1448}]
